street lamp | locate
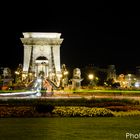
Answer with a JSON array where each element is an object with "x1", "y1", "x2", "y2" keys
[
  {"x1": 88, "y1": 74, "x2": 94, "y2": 80},
  {"x1": 88, "y1": 74, "x2": 94, "y2": 86},
  {"x1": 128, "y1": 74, "x2": 131, "y2": 80}
]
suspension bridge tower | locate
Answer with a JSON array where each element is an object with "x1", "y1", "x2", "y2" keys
[{"x1": 20, "y1": 32, "x2": 63, "y2": 86}]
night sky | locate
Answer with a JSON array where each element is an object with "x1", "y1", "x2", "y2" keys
[{"x1": 0, "y1": 1, "x2": 140, "y2": 74}]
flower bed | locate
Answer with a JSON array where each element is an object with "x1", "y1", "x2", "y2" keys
[{"x1": 52, "y1": 106, "x2": 114, "y2": 117}]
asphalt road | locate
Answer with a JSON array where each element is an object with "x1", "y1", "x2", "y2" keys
[{"x1": 0, "y1": 94, "x2": 140, "y2": 100}]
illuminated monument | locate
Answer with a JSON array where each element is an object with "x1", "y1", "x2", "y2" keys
[{"x1": 20, "y1": 32, "x2": 63, "y2": 85}]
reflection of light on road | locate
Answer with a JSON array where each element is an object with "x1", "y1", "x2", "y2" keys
[
  {"x1": 1, "y1": 95, "x2": 140, "y2": 100},
  {"x1": 34, "y1": 78, "x2": 42, "y2": 90},
  {"x1": 33, "y1": 78, "x2": 42, "y2": 96},
  {"x1": 135, "y1": 82, "x2": 140, "y2": 88},
  {"x1": 0, "y1": 78, "x2": 43, "y2": 97},
  {"x1": 37, "y1": 78, "x2": 42, "y2": 83}
]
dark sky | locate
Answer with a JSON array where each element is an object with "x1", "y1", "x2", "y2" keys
[{"x1": 0, "y1": 1, "x2": 140, "y2": 74}]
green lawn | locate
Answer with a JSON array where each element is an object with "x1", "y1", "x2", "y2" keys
[
  {"x1": 0, "y1": 117, "x2": 140, "y2": 140},
  {"x1": 59, "y1": 89, "x2": 140, "y2": 97}
]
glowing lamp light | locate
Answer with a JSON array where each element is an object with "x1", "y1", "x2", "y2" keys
[
  {"x1": 52, "y1": 73, "x2": 55, "y2": 76},
  {"x1": 57, "y1": 74, "x2": 62, "y2": 78},
  {"x1": 22, "y1": 74, "x2": 26, "y2": 78},
  {"x1": 15, "y1": 71, "x2": 20, "y2": 75},
  {"x1": 88, "y1": 74, "x2": 94, "y2": 80},
  {"x1": 64, "y1": 71, "x2": 68, "y2": 75}
]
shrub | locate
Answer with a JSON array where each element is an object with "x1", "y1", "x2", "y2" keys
[
  {"x1": 52, "y1": 106, "x2": 114, "y2": 117},
  {"x1": 113, "y1": 111, "x2": 140, "y2": 117},
  {"x1": 0, "y1": 106, "x2": 34, "y2": 118},
  {"x1": 0, "y1": 98, "x2": 139, "y2": 107},
  {"x1": 35, "y1": 104, "x2": 54, "y2": 113}
]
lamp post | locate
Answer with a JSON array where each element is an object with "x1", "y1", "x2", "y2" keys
[
  {"x1": 128, "y1": 74, "x2": 131, "y2": 87},
  {"x1": 15, "y1": 71, "x2": 20, "y2": 84},
  {"x1": 88, "y1": 74, "x2": 94, "y2": 86}
]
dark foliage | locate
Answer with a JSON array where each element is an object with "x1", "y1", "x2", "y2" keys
[{"x1": 35, "y1": 104, "x2": 54, "y2": 113}]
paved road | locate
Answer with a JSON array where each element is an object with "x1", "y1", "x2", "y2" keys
[{"x1": 0, "y1": 95, "x2": 140, "y2": 100}]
